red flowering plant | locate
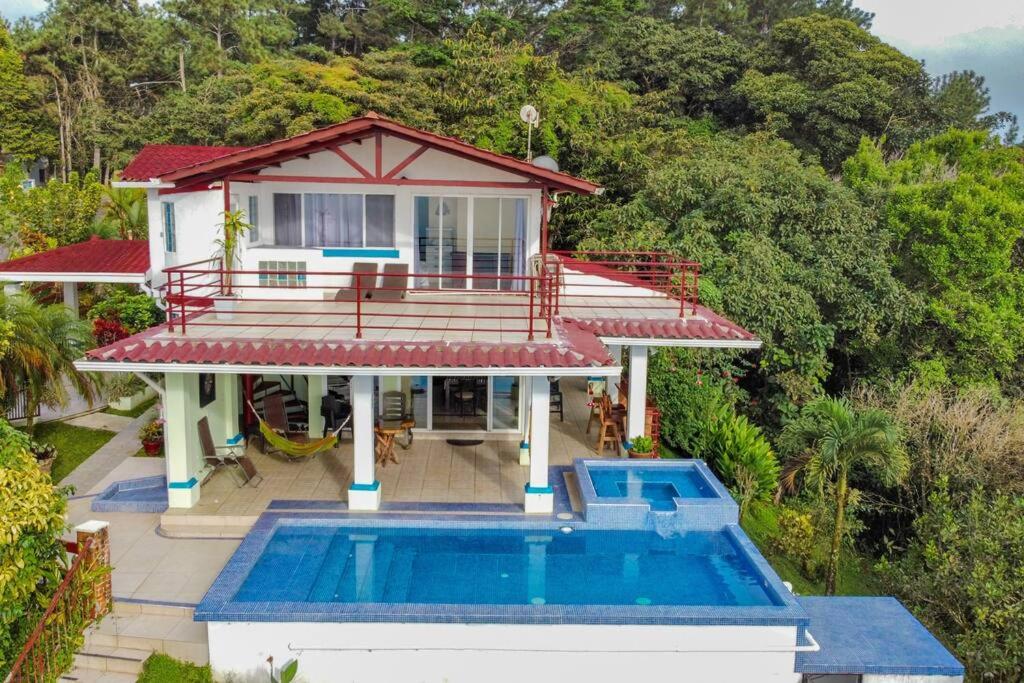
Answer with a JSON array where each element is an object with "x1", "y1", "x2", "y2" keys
[{"x1": 92, "y1": 317, "x2": 130, "y2": 347}]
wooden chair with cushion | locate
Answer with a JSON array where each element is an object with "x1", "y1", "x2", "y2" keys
[
  {"x1": 334, "y1": 262, "x2": 379, "y2": 301},
  {"x1": 198, "y1": 416, "x2": 262, "y2": 487}
]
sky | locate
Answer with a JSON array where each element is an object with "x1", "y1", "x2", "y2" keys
[{"x1": 2, "y1": 0, "x2": 1023, "y2": 124}]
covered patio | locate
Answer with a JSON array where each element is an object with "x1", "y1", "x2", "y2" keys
[{"x1": 163, "y1": 376, "x2": 597, "y2": 522}]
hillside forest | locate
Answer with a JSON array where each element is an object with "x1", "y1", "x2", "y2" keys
[{"x1": 1, "y1": 1, "x2": 1023, "y2": 679}]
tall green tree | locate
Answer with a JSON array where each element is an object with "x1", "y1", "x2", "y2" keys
[
  {"x1": 0, "y1": 24, "x2": 53, "y2": 161},
  {"x1": 779, "y1": 397, "x2": 908, "y2": 594},
  {"x1": 843, "y1": 130, "x2": 1024, "y2": 387},
  {"x1": 0, "y1": 292, "x2": 96, "y2": 434},
  {"x1": 734, "y1": 13, "x2": 931, "y2": 168}
]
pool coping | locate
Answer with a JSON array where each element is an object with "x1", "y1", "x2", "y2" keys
[{"x1": 194, "y1": 511, "x2": 807, "y2": 627}]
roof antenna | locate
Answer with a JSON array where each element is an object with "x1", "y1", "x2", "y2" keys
[{"x1": 520, "y1": 105, "x2": 540, "y2": 162}]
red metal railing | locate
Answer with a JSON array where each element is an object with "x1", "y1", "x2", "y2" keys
[
  {"x1": 159, "y1": 251, "x2": 699, "y2": 342},
  {"x1": 6, "y1": 538, "x2": 96, "y2": 683}
]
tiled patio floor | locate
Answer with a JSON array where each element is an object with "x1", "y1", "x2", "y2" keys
[{"x1": 169, "y1": 376, "x2": 609, "y2": 518}]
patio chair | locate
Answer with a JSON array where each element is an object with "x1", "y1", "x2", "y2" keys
[
  {"x1": 197, "y1": 416, "x2": 263, "y2": 487},
  {"x1": 595, "y1": 394, "x2": 624, "y2": 454},
  {"x1": 368, "y1": 263, "x2": 409, "y2": 301},
  {"x1": 334, "y1": 262, "x2": 379, "y2": 301},
  {"x1": 381, "y1": 390, "x2": 414, "y2": 449}
]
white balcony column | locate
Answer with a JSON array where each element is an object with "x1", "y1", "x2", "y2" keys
[
  {"x1": 217, "y1": 374, "x2": 241, "y2": 442},
  {"x1": 525, "y1": 377, "x2": 553, "y2": 513},
  {"x1": 606, "y1": 344, "x2": 622, "y2": 402},
  {"x1": 164, "y1": 372, "x2": 201, "y2": 508},
  {"x1": 62, "y1": 281, "x2": 79, "y2": 318},
  {"x1": 307, "y1": 375, "x2": 325, "y2": 438},
  {"x1": 626, "y1": 345, "x2": 649, "y2": 447},
  {"x1": 348, "y1": 374, "x2": 380, "y2": 510},
  {"x1": 519, "y1": 376, "x2": 533, "y2": 465}
]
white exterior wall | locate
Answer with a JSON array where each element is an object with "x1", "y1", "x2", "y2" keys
[
  {"x1": 148, "y1": 136, "x2": 544, "y2": 298},
  {"x1": 208, "y1": 621, "x2": 803, "y2": 683}
]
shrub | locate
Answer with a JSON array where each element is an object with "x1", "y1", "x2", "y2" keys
[
  {"x1": 103, "y1": 374, "x2": 144, "y2": 402},
  {"x1": 707, "y1": 413, "x2": 780, "y2": 518},
  {"x1": 138, "y1": 419, "x2": 163, "y2": 443},
  {"x1": 770, "y1": 507, "x2": 819, "y2": 579},
  {"x1": 630, "y1": 435, "x2": 654, "y2": 454},
  {"x1": 87, "y1": 289, "x2": 163, "y2": 335},
  {"x1": 0, "y1": 419, "x2": 67, "y2": 672},
  {"x1": 878, "y1": 480, "x2": 1024, "y2": 680},
  {"x1": 92, "y1": 318, "x2": 130, "y2": 347}
]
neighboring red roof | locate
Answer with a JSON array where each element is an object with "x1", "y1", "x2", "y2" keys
[
  {"x1": 121, "y1": 144, "x2": 246, "y2": 182},
  {"x1": 0, "y1": 237, "x2": 150, "y2": 277},
  {"x1": 569, "y1": 306, "x2": 759, "y2": 344},
  {"x1": 138, "y1": 113, "x2": 599, "y2": 194},
  {"x1": 85, "y1": 321, "x2": 614, "y2": 369}
]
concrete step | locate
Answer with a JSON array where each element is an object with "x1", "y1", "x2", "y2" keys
[
  {"x1": 113, "y1": 601, "x2": 194, "y2": 619},
  {"x1": 61, "y1": 665, "x2": 139, "y2": 682},
  {"x1": 157, "y1": 512, "x2": 256, "y2": 538},
  {"x1": 85, "y1": 605, "x2": 208, "y2": 666},
  {"x1": 73, "y1": 645, "x2": 149, "y2": 675}
]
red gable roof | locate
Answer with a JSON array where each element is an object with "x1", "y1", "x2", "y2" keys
[
  {"x1": 121, "y1": 144, "x2": 246, "y2": 182},
  {"x1": 0, "y1": 237, "x2": 150, "y2": 278},
  {"x1": 123, "y1": 113, "x2": 599, "y2": 194}
]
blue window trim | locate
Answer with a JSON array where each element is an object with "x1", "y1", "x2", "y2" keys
[{"x1": 323, "y1": 248, "x2": 400, "y2": 259}]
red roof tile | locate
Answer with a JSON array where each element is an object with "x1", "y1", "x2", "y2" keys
[
  {"x1": 121, "y1": 144, "x2": 246, "y2": 182},
  {"x1": 0, "y1": 237, "x2": 150, "y2": 276},
  {"x1": 85, "y1": 321, "x2": 614, "y2": 370},
  {"x1": 569, "y1": 305, "x2": 759, "y2": 344}
]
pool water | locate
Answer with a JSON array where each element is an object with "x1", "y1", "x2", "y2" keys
[
  {"x1": 233, "y1": 525, "x2": 778, "y2": 607},
  {"x1": 589, "y1": 467, "x2": 715, "y2": 510}
]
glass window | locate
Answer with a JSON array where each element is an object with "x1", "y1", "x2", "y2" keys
[
  {"x1": 247, "y1": 196, "x2": 260, "y2": 243},
  {"x1": 365, "y1": 195, "x2": 395, "y2": 247},
  {"x1": 304, "y1": 193, "x2": 362, "y2": 247},
  {"x1": 273, "y1": 194, "x2": 301, "y2": 246},
  {"x1": 161, "y1": 202, "x2": 176, "y2": 253}
]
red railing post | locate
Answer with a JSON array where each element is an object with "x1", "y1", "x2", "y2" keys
[
  {"x1": 179, "y1": 271, "x2": 187, "y2": 334},
  {"x1": 528, "y1": 277, "x2": 535, "y2": 342},
  {"x1": 355, "y1": 272, "x2": 363, "y2": 339}
]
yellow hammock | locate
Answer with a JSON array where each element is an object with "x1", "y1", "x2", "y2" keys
[{"x1": 248, "y1": 400, "x2": 347, "y2": 458}]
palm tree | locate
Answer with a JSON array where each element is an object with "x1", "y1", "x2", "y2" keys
[
  {"x1": 101, "y1": 183, "x2": 147, "y2": 240},
  {"x1": 0, "y1": 291, "x2": 96, "y2": 433},
  {"x1": 778, "y1": 397, "x2": 908, "y2": 594}
]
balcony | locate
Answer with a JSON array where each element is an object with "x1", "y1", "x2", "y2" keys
[{"x1": 158, "y1": 251, "x2": 700, "y2": 347}]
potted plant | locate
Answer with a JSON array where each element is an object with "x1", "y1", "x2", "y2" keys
[
  {"x1": 30, "y1": 440, "x2": 57, "y2": 476},
  {"x1": 213, "y1": 209, "x2": 251, "y2": 320},
  {"x1": 628, "y1": 435, "x2": 656, "y2": 459},
  {"x1": 104, "y1": 373, "x2": 150, "y2": 411},
  {"x1": 138, "y1": 419, "x2": 164, "y2": 456}
]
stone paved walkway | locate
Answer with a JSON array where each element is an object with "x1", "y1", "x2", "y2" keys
[{"x1": 62, "y1": 406, "x2": 159, "y2": 496}]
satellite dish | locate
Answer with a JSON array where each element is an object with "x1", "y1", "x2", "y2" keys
[
  {"x1": 531, "y1": 155, "x2": 559, "y2": 172},
  {"x1": 520, "y1": 104, "x2": 539, "y2": 126}
]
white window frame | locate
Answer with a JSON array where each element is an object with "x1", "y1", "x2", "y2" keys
[
  {"x1": 412, "y1": 194, "x2": 530, "y2": 290},
  {"x1": 274, "y1": 192, "x2": 396, "y2": 249}
]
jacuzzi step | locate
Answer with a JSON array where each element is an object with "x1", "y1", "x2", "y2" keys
[{"x1": 158, "y1": 513, "x2": 256, "y2": 538}]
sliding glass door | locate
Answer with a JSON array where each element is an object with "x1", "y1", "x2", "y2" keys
[{"x1": 414, "y1": 196, "x2": 527, "y2": 290}]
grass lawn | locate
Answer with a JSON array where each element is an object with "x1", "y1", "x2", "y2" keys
[
  {"x1": 742, "y1": 501, "x2": 882, "y2": 597},
  {"x1": 24, "y1": 421, "x2": 116, "y2": 483},
  {"x1": 137, "y1": 654, "x2": 212, "y2": 683},
  {"x1": 103, "y1": 395, "x2": 158, "y2": 418}
]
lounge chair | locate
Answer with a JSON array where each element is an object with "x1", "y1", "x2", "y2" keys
[
  {"x1": 333, "y1": 262, "x2": 378, "y2": 301},
  {"x1": 198, "y1": 416, "x2": 262, "y2": 487},
  {"x1": 369, "y1": 263, "x2": 409, "y2": 300},
  {"x1": 263, "y1": 392, "x2": 305, "y2": 435}
]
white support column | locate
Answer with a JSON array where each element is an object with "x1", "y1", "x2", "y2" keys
[
  {"x1": 607, "y1": 344, "x2": 622, "y2": 402},
  {"x1": 164, "y1": 373, "x2": 201, "y2": 508},
  {"x1": 307, "y1": 375, "x2": 325, "y2": 438},
  {"x1": 217, "y1": 374, "x2": 240, "y2": 442},
  {"x1": 626, "y1": 345, "x2": 649, "y2": 448},
  {"x1": 348, "y1": 374, "x2": 380, "y2": 510},
  {"x1": 525, "y1": 377, "x2": 553, "y2": 513},
  {"x1": 519, "y1": 376, "x2": 533, "y2": 465},
  {"x1": 62, "y1": 281, "x2": 79, "y2": 318}
]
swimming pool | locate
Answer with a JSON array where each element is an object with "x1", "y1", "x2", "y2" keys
[
  {"x1": 231, "y1": 524, "x2": 778, "y2": 608},
  {"x1": 588, "y1": 466, "x2": 715, "y2": 510}
]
